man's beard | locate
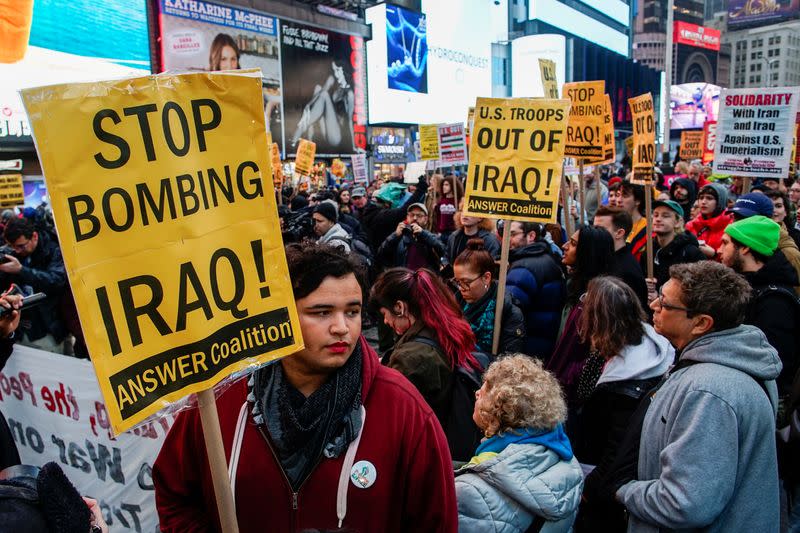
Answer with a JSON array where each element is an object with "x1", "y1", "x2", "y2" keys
[{"x1": 730, "y1": 248, "x2": 745, "y2": 273}]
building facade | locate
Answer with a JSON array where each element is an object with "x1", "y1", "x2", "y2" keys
[{"x1": 729, "y1": 20, "x2": 800, "y2": 88}]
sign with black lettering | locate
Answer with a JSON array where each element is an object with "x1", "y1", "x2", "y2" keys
[
  {"x1": 463, "y1": 97, "x2": 571, "y2": 223},
  {"x1": 563, "y1": 80, "x2": 605, "y2": 159},
  {"x1": 21, "y1": 71, "x2": 303, "y2": 434},
  {"x1": 628, "y1": 92, "x2": 656, "y2": 185},
  {"x1": 0, "y1": 173, "x2": 24, "y2": 207},
  {"x1": 679, "y1": 130, "x2": 703, "y2": 160}
]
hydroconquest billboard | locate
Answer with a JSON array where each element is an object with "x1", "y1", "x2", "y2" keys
[
  {"x1": 729, "y1": 0, "x2": 800, "y2": 28},
  {"x1": 386, "y1": 5, "x2": 428, "y2": 93}
]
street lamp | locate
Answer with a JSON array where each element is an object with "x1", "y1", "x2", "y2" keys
[{"x1": 760, "y1": 56, "x2": 779, "y2": 87}]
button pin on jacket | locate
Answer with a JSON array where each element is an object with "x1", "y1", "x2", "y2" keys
[{"x1": 350, "y1": 460, "x2": 377, "y2": 489}]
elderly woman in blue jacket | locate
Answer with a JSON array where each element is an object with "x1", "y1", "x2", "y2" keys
[{"x1": 456, "y1": 354, "x2": 584, "y2": 532}]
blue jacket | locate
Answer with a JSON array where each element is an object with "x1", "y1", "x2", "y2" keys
[{"x1": 506, "y1": 243, "x2": 565, "y2": 359}]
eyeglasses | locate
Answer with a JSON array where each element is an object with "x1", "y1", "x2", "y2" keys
[
  {"x1": 656, "y1": 287, "x2": 691, "y2": 314},
  {"x1": 9, "y1": 240, "x2": 30, "y2": 253},
  {"x1": 449, "y1": 275, "x2": 482, "y2": 291}
]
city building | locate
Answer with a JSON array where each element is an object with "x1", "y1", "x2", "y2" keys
[{"x1": 728, "y1": 20, "x2": 800, "y2": 88}]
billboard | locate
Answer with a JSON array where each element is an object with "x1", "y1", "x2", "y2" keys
[
  {"x1": 366, "y1": 0, "x2": 493, "y2": 125},
  {"x1": 386, "y1": 5, "x2": 428, "y2": 93},
  {"x1": 370, "y1": 127, "x2": 414, "y2": 162},
  {"x1": 729, "y1": 0, "x2": 800, "y2": 28},
  {"x1": 280, "y1": 20, "x2": 367, "y2": 156},
  {"x1": 674, "y1": 22, "x2": 721, "y2": 51},
  {"x1": 671, "y1": 83, "x2": 721, "y2": 130},
  {"x1": 158, "y1": 0, "x2": 283, "y2": 148},
  {"x1": 0, "y1": 0, "x2": 150, "y2": 148}
]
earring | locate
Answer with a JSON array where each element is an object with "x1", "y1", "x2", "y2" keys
[{"x1": 484, "y1": 284, "x2": 488, "y2": 290}]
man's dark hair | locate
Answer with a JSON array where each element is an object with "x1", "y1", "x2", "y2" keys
[
  {"x1": 669, "y1": 261, "x2": 751, "y2": 331},
  {"x1": 4, "y1": 217, "x2": 35, "y2": 243},
  {"x1": 620, "y1": 182, "x2": 647, "y2": 216},
  {"x1": 285, "y1": 242, "x2": 366, "y2": 300},
  {"x1": 519, "y1": 222, "x2": 543, "y2": 241},
  {"x1": 594, "y1": 206, "x2": 633, "y2": 237}
]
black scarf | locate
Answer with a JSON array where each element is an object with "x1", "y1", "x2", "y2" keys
[{"x1": 249, "y1": 343, "x2": 363, "y2": 489}]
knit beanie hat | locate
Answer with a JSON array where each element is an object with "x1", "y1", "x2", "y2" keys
[
  {"x1": 313, "y1": 201, "x2": 338, "y2": 223},
  {"x1": 724, "y1": 215, "x2": 780, "y2": 257}
]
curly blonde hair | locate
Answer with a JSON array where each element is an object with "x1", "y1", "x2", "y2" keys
[{"x1": 477, "y1": 355, "x2": 567, "y2": 437}]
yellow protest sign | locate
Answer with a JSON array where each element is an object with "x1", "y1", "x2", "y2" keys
[
  {"x1": 625, "y1": 135, "x2": 634, "y2": 155},
  {"x1": 0, "y1": 174, "x2": 24, "y2": 207},
  {"x1": 563, "y1": 80, "x2": 606, "y2": 159},
  {"x1": 628, "y1": 93, "x2": 657, "y2": 184},
  {"x1": 679, "y1": 130, "x2": 703, "y2": 160},
  {"x1": 419, "y1": 124, "x2": 441, "y2": 160},
  {"x1": 271, "y1": 143, "x2": 283, "y2": 185},
  {"x1": 466, "y1": 107, "x2": 475, "y2": 138},
  {"x1": 538, "y1": 59, "x2": 559, "y2": 98},
  {"x1": 586, "y1": 95, "x2": 616, "y2": 165},
  {"x1": 464, "y1": 97, "x2": 571, "y2": 223},
  {"x1": 294, "y1": 139, "x2": 316, "y2": 177},
  {"x1": 21, "y1": 71, "x2": 303, "y2": 434}
]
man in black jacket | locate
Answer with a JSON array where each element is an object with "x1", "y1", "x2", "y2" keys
[
  {"x1": 593, "y1": 206, "x2": 649, "y2": 311},
  {"x1": 719, "y1": 215, "x2": 799, "y2": 396},
  {"x1": 360, "y1": 177, "x2": 429, "y2": 252},
  {"x1": 376, "y1": 203, "x2": 444, "y2": 272},
  {"x1": 640, "y1": 200, "x2": 705, "y2": 301},
  {"x1": 0, "y1": 218, "x2": 69, "y2": 354}
]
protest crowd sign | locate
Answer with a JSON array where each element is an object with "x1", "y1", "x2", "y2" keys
[
  {"x1": 351, "y1": 153, "x2": 368, "y2": 184},
  {"x1": 21, "y1": 71, "x2": 304, "y2": 436},
  {"x1": 419, "y1": 123, "x2": 441, "y2": 160},
  {"x1": 0, "y1": 173, "x2": 24, "y2": 208},
  {"x1": 628, "y1": 93, "x2": 656, "y2": 185},
  {"x1": 713, "y1": 87, "x2": 800, "y2": 178},
  {"x1": 437, "y1": 123, "x2": 468, "y2": 166},
  {"x1": 702, "y1": 120, "x2": 717, "y2": 165},
  {"x1": 679, "y1": 130, "x2": 704, "y2": 160},
  {"x1": 294, "y1": 138, "x2": 317, "y2": 177},
  {"x1": 0, "y1": 345, "x2": 166, "y2": 532},
  {"x1": 563, "y1": 81, "x2": 605, "y2": 160},
  {"x1": 538, "y1": 59, "x2": 559, "y2": 99}
]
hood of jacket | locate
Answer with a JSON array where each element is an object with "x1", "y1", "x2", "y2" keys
[
  {"x1": 745, "y1": 249, "x2": 800, "y2": 288},
  {"x1": 679, "y1": 324, "x2": 782, "y2": 382},
  {"x1": 659, "y1": 231, "x2": 700, "y2": 256},
  {"x1": 319, "y1": 223, "x2": 350, "y2": 245},
  {"x1": 700, "y1": 182, "x2": 729, "y2": 217},
  {"x1": 508, "y1": 241, "x2": 550, "y2": 263},
  {"x1": 598, "y1": 323, "x2": 674, "y2": 385},
  {"x1": 670, "y1": 177, "x2": 698, "y2": 210},
  {"x1": 461, "y1": 442, "x2": 583, "y2": 521}
]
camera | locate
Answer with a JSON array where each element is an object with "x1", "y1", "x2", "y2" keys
[
  {"x1": 401, "y1": 224, "x2": 414, "y2": 238},
  {"x1": 281, "y1": 210, "x2": 316, "y2": 243}
]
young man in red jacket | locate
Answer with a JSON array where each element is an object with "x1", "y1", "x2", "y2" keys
[{"x1": 154, "y1": 242, "x2": 457, "y2": 532}]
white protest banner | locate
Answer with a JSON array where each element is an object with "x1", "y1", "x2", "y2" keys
[
  {"x1": 404, "y1": 161, "x2": 429, "y2": 184},
  {"x1": 713, "y1": 87, "x2": 800, "y2": 177},
  {"x1": 0, "y1": 346, "x2": 167, "y2": 532},
  {"x1": 437, "y1": 122, "x2": 468, "y2": 166},
  {"x1": 351, "y1": 153, "x2": 368, "y2": 184}
]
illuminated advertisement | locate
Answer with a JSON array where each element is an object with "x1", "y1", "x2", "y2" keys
[
  {"x1": 729, "y1": 0, "x2": 800, "y2": 28},
  {"x1": 671, "y1": 83, "x2": 721, "y2": 130},
  {"x1": 386, "y1": 5, "x2": 427, "y2": 93},
  {"x1": 674, "y1": 22, "x2": 721, "y2": 51},
  {"x1": 366, "y1": 0, "x2": 492, "y2": 124},
  {"x1": 370, "y1": 127, "x2": 413, "y2": 162},
  {"x1": 0, "y1": 0, "x2": 150, "y2": 148}
]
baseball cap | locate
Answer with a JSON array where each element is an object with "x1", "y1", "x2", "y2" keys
[
  {"x1": 731, "y1": 193, "x2": 774, "y2": 218},
  {"x1": 652, "y1": 200, "x2": 684, "y2": 219},
  {"x1": 407, "y1": 202, "x2": 428, "y2": 215},
  {"x1": 725, "y1": 216, "x2": 780, "y2": 257},
  {"x1": 351, "y1": 186, "x2": 366, "y2": 198}
]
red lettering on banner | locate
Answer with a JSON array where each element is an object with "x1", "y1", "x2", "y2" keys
[
  {"x1": 350, "y1": 36, "x2": 367, "y2": 150},
  {"x1": 725, "y1": 93, "x2": 793, "y2": 106}
]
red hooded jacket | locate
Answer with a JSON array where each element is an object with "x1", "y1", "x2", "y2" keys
[
  {"x1": 685, "y1": 211, "x2": 732, "y2": 256},
  {"x1": 153, "y1": 337, "x2": 457, "y2": 532}
]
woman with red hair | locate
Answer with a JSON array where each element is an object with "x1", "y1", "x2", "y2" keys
[{"x1": 370, "y1": 267, "x2": 482, "y2": 460}]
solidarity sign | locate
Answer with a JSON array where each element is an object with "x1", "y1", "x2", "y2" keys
[{"x1": 22, "y1": 71, "x2": 303, "y2": 434}]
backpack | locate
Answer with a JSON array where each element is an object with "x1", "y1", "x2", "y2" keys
[
  {"x1": 412, "y1": 336, "x2": 489, "y2": 462},
  {"x1": 752, "y1": 284, "x2": 800, "y2": 389}
]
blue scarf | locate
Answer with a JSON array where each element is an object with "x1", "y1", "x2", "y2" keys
[{"x1": 476, "y1": 424, "x2": 573, "y2": 461}]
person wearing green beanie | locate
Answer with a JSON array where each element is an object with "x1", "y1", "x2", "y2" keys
[{"x1": 719, "y1": 215, "x2": 799, "y2": 397}]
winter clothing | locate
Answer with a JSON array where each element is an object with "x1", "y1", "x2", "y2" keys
[
  {"x1": 641, "y1": 232, "x2": 706, "y2": 289},
  {"x1": 458, "y1": 281, "x2": 525, "y2": 356},
  {"x1": 154, "y1": 337, "x2": 458, "y2": 532},
  {"x1": 610, "y1": 244, "x2": 649, "y2": 312},
  {"x1": 698, "y1": 183, "x2": 730, "y2": 217},
  {"x1": 546, "y1": 303, "x2": 590, "y2": 407},
  {"x1": 617, "y1": 325, "x2": 782, "y2": 533},
  {"x1": 685, "y1": 210, "x2": 733, "y2": 255},
  {"x1": 506, "y1": 243, "x2": 566, "y2": 359},
  {"x1": 0, "y1": 337, "x2": 19, "y2": 471},
  {"x1": 652, "y1": 200, "x2": 684, "y2": 219},
  {"x1": 447, "y1": 228, "x2": 501, "y2": 264},
  {"x1": 376, "y1": 228, "x2": 444, "y2": 271},
  {"x1": 725, "y1": 215, "x2": 780, "y2": 257},
  {"x1": 312, "y1": 202, "x2": 337, "y2": 223},
  {"x1": 434, "y1": 197, "x2": 457, "y2": 234},
  {"x1": 731, "y1": 192, "x2": 774, "y2": 218},
  {"x1": 0, "y1": 230, "x2": 68, "y2": 342},
  {"x1": 456, "y1": 427, "x2": 583, "y2": 533},
  {"x1": 627, "y1": 218, "x2": 648, "y2": 263},
  {"x1": 584, "y1": 179, "x2": 608, "y2": 222},
  {"x1": 778, "y1": 226, "x2": 800, "y2": 294},
  {"x1": 742, "y1": 250, "x2": 800, "y2": 396},
  {"x1": 317, "y1": 223, "x2": 351, "y2": 253},
  {"x1": 669, "y1": 178, "x2": 697, "y2": 218},
  {"x1": 361, "y1": 178, "x2": 429, "y2": 251}
]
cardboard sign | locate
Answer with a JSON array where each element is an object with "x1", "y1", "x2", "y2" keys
[
  {"x1": 437, "y1": 122, "x2": 468, "y2": 166},
  {"x1": 713, "y1": 87, "x2": 800, "y2": 177},
  {"x1": 586, "y1": 94, "x2": 616, "y2": 165},
  {"x1": 466, "y1": 107, "x2": 475, "y2": 137},
  {"x1": 702, "y1": 120, "x2": 717, "y2": 165},
  {"x1": 271, "y1": 143, "x2": 283, "y2": 185},
  {"x1": 419, "y1": 124, "x2": 440, "y2": 160},
  {"x1": 351, "y1": 153, "x2": 368, "y2": 184},
  {"x1": 679, "y1": 130, "x2": 704, "y2": 160},
  {"x1": 628, "y1": 93, "x2": 656, "y2": 184},
  {"x1": 624, "y1": 135, "x2": 634, "y2": 155},
  {"x1": 0, "y1": 173, "x2": 24, "y2": 207},
  {"x1": 21, "y1": 71, "x2": 304, "y2": 434},
  {"x1": 463, "y1": 97, "x2": 571, "y2": 223},
  {"x1": 538, "y1": 59, "x2": 559, "y2": 98},
  {"x1": 294, "y1": 138, "x2": 316, "y2": 176},
  {"x1": 563, "y1": 80, "x2": 606, "y2": 159}
]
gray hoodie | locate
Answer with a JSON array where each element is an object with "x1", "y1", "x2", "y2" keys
[
  {"x1": 456, "y1": 443, "x2": 583, "y2": 533},
  {"x1": 617, "y1": 325, "x2": 782, "y2": 533},
  {"x1": 319, "y1": 223, "x2": 351, "y2": 253}
]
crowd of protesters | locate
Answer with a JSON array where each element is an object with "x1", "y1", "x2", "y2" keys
[{"x1": 2, "y1": 161, "x2": 800, "y2": 532}]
